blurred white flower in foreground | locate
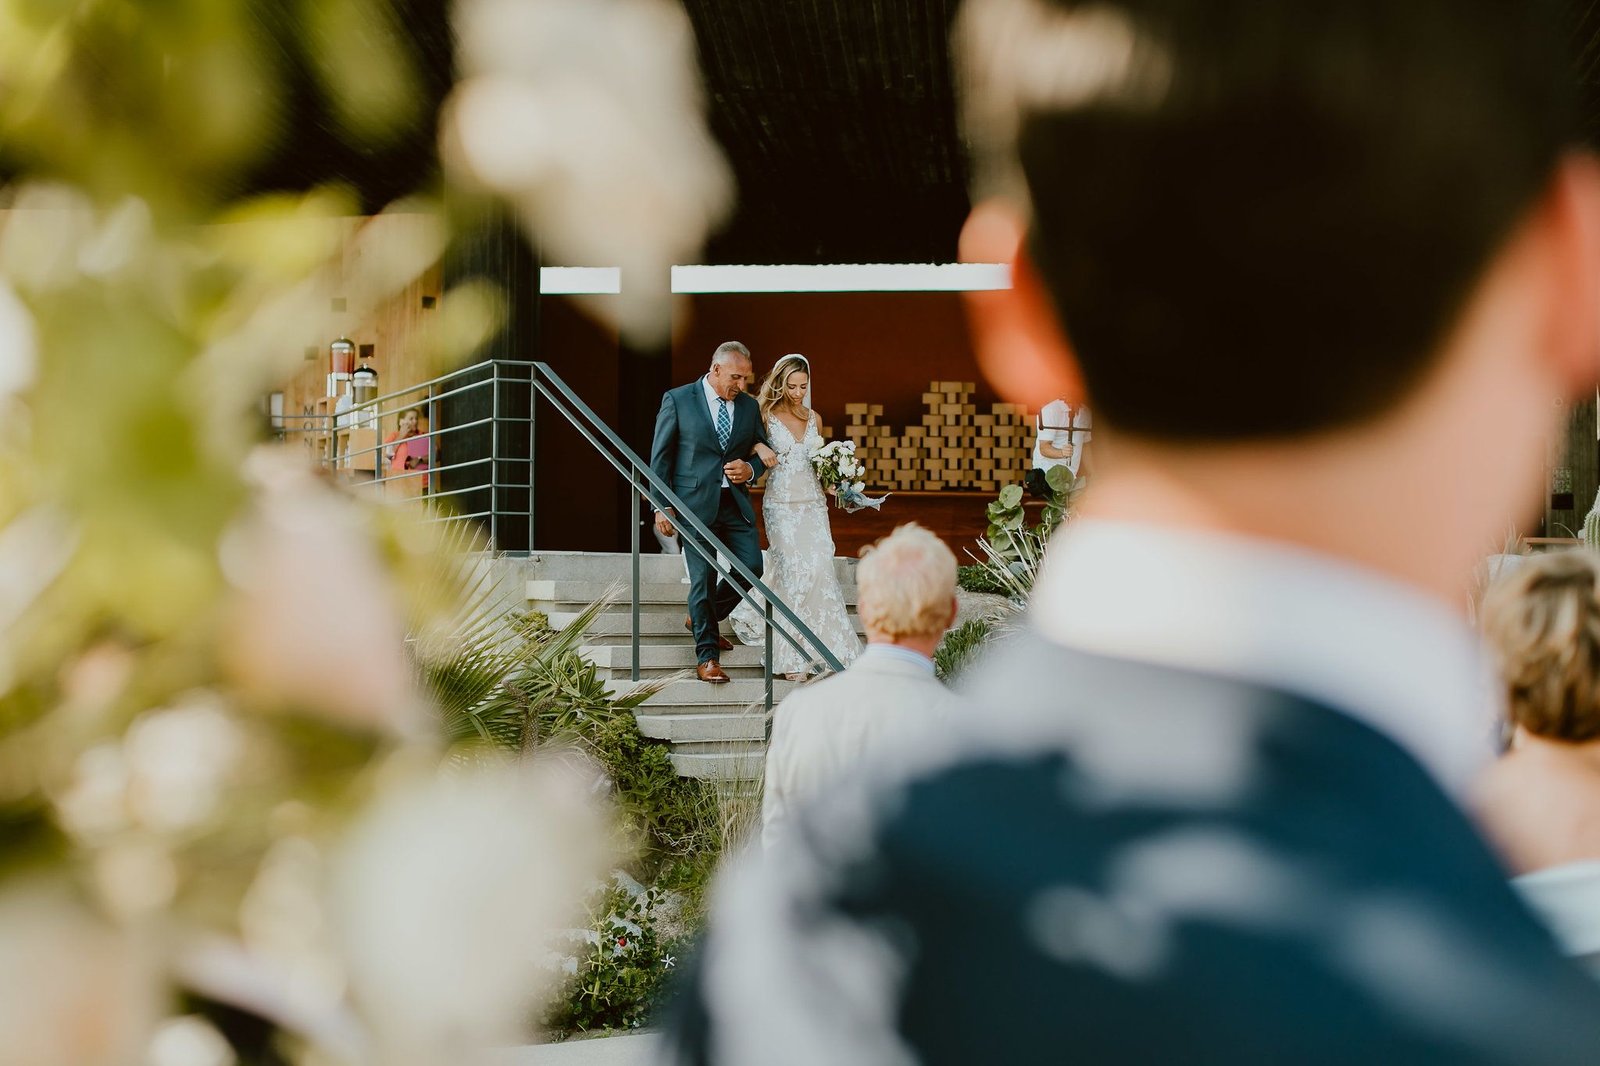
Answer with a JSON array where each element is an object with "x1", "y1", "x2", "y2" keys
[
  {"x1": 442, "y1": 0, "x2": 732, "y2": 344},
  {"x1": 332, "y1": 756, "x2": 614, "y2": 1063},
  {"x1": 218, "y1": 451, "x2": 419, "y2": 733},
  {"x1": 0, "y1": 280, "x2": 37, "y2": 404},
  {"x1": 146, "y1": 1015, "x2": 236, "y2": 1066},
  {"x1": 0, "y1": 882, "x2": 158, "y2": 1066},
  {"x1": 124, "y1": 696, "x2": 246, "y2": 833},
  {"x1": 0, "y1": 507, "x2": 77, "y2": 695}
]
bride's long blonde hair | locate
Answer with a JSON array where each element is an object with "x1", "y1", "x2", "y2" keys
[{"x1": 757, "y1": 353, "x2": 811, "y2": 425}]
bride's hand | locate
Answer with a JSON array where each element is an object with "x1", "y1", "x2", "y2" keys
[
  {"x1": 825, "y1": 485, "x2": 837, "y2": 498},
  {"x1": 753, "y1": 443, "x2": 777, "y2": 467}
]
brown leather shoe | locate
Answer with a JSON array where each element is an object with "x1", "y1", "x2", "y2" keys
[
  {"x1": 696, "y1": 660, "x2": 730, "y2": 684},
  {"x1": 685, "y1": 615, "x2": 733, "y2": 651}
]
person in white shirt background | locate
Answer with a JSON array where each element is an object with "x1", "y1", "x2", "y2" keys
[{"x1": 1030, "y1": 397, "x2": 1091, "y2": 497}]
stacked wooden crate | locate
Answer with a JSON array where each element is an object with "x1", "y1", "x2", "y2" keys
[
  {"x1": 843, "y1": 403, "x2": 893, "y2": 489},
  {"x1": 972, "y1": 402, "x2": 1031, "y2": 491},
  {"x1": 825, "y1": 387, "x2": 1035, "y2": 491},
  {"x1": 916, "y1": 381, "x2": 976, "y2": 490}
]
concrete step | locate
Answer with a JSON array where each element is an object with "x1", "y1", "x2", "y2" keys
[
  {"x1": 669, "y1": 745, "x2": 768, "y2": 781},
  {"x1": 527, "y1": 550, "x2": 859, "y2": 586},
  {"x1": 525, "y1": 551, "x2": 692, "y2": 584},
  {"x1": 581, "y1": 644, "x2": 768, "y2": 679},
  {"x1": 635, "y1": 711, "x2": 771, "y2": 743},
  {"x1": 554, "y1": 612, "x2": 865, "y2": 644},
  {"x1": 527, "y1": 579, "x2": 859, "y2": 612},
  {"x1": 609, "y1": 677, "x2": 801, "y2": 710}
]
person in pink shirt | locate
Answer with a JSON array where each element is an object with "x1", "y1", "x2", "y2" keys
[{"x1": 383, "y1": 408, "x2": 429, "y2": 495}]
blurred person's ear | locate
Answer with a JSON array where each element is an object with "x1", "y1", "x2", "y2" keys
[
  {"x1": 959, "y1": 200, "x2": 1084, "y2": 408},
  {"x1": 1536, "y1": 152, "x2": 1600, "y2": 396}
]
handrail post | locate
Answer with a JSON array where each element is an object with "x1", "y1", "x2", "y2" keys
[
  {"x1": 630, "y1": 471, "x2": 641, "y2": 683},
  {"x1": 763, "y1": 597, "x2": 773, "y2": 713},
  {"x1": 490, "y1": 364, "x2": 501, "y2": 549},
  {"x1": 537, "y1": 364, "x2": 544, "y2": 547}
]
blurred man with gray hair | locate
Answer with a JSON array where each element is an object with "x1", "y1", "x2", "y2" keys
[{"x1": 761, "y1": 523, "x2": 965, "y2": 848}]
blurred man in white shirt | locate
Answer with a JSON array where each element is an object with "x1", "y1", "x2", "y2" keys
[{"x1": 761, "y1": 523, "x2": 965, "y2": 848}]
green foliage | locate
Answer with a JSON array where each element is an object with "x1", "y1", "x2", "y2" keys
[
  {"x1": 934, "y1": 618, "x2": 995, "y2": 682},
  {"x1": 975, "y1": 465, "x2": 1084, "y2": 602},
  {"x1": 985, "y1": 467, "x2": 1082, "y2": 562},
  {"x1": 543, "y1": 878, "x2": 684, "y2": 1034},
  {"x1": 1038, "y1": 465, "x2": 1081, "y2": 536},
  {"x1": 984, "y1": 483, "x2": 1029, "y2": 559},
  {"x1": 968, "y1": 525, "x2": 1048, "y2": 606},
  {"x1": 957, "y1": 564, "x2": 1009, "y2": 596}
]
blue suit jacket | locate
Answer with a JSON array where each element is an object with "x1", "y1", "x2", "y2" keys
[
  {"x1": 648, "y1": 380, "x2": 770, "y2": 527},
  {"x1": 664, "y1": 633, "x2": 1600, "y2": 1064}
]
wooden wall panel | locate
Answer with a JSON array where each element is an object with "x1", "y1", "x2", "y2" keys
[{"x1": 276, "y1": 214, "x2": 445, "y2": 470}]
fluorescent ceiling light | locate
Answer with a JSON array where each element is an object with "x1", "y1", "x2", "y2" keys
[
  {"x1": 539, "y1": 267, "x2": 621, "y2": 294},
  {"x1": 670, "y1": 263, "x2": 1011, "y2": 293}
]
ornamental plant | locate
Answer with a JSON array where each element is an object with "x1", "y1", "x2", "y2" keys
[{"x1": 0, "y1": 0, "x2": 733, "y2": 1061}]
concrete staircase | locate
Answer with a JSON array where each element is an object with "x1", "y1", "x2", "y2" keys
[{"x1": 525, "y1": 551, "x2": 861, "y2": 781}]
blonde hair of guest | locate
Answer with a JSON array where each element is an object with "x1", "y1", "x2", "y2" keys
[
  {"x1": 1482, "y1": 550, "x2": 1600, "y2": 742},
  {"x1": 857, "y1": 523, "x2": 959, "y2": 641}
]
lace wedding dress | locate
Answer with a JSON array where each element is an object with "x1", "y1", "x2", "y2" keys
[{"x1": 730, "y1": 414, "x2": 862, "y2": 676}]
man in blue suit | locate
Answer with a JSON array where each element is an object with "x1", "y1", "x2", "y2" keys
[
  {"x1": 663, "y1": 0, "x2": 1600, "y2": 1061},
  {"x1": 649, "y1": 341, "x2": 770, "y2": 683}
]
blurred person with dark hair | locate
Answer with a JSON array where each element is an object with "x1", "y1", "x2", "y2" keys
[
  {"x1": 662, "y1": 1, "x2": 1600, "y2": 1062},
  {"x1": 1478, "y1": 550, "x2": 1600, "y2": 974}
]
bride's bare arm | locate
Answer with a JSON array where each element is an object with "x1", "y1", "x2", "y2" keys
[{"x1": 753, "y1": 442, "x2": 777, "y2": 467}]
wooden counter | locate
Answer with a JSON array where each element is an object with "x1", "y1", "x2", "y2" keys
[{"x1": 749, "y1": 488, "x2": 1045, "y2": 559}]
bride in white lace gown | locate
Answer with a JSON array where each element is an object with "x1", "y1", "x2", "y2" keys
[{"x1": 729, "y1": 354, "x2": 862, "y2": 679}]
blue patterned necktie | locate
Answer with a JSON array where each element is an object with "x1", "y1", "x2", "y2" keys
[{"x1": 716, "y1": 397, "x2": 731, "y2": 450}]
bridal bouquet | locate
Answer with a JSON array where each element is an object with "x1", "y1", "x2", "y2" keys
[{"x1": 811, "y1": 439, "x2": 889, "y2": 513}]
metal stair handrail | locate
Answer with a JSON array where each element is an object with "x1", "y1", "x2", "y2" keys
[{"x1": 530, "y1": 361, "x2": 846, "y2": 711}]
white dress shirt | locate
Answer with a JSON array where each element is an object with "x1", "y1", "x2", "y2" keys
[
  {"x1": 1029, "y1": 519, "x2": 1500, "y2": 798},
  {"x1": 1032, "y1": 399, "x2": 1072, "y2": 473},
  {"x1": 1066, "y1": 406, "x2": 1091, "y2": 474},
  {"x1": 857, "y1": 642, "x2": 936, "y2": 676},
  {"x1": 762, "y1": 643, "x2": 962, "y2": 848},
  {"x1": 703, "y1": 375, "x2": 732, "y2": 488},
  {"x1": 1033, "y1": 401, "x2": 1092, "y2": 475}
]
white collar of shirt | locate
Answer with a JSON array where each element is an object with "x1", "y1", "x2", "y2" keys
[
  {"x1": 1029, "y1": 519, "x2": 1500, "y2": 798},
  {"x1": 860, "y1": 642, "x2": 936, "y2": 677},
  {"x1": 703, "y1": 375, "x2": 730, "y2": 418},
  {"x1": 702, "y1": 375, "x2": 731, "y2": 486}
]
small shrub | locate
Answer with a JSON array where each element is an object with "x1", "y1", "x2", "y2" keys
[
  {"x1": 957, "y1": 564, "x2": 1009, "y2": 595},
  {"x1": 542, "y1": 875, "x2": 686, "y2": 1034},
  {"x1": 935, "y1": 617, "x2": 995, "y2": 682}
]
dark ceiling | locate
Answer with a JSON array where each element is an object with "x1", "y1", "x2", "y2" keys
[
  {"x1": 682, "y1": 0, "x2": 969, "y2": 263},
  {"x1": 238, "y1": 0, "x2": 970, "y2": 265},
  {"x1": 60, "y1": 2, "x2": 1600, "y2": 267}
]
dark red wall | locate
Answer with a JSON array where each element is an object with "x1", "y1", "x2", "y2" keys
[
  {"x1": 671, "y1": 292, "x2": 996, "y2": 433},
  {"x1": 537, "y1": 295, "x2": 623, "y2": 550},
  {"x1": 535, "y1": 290, "x2": 1002, "y2": 552}
]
